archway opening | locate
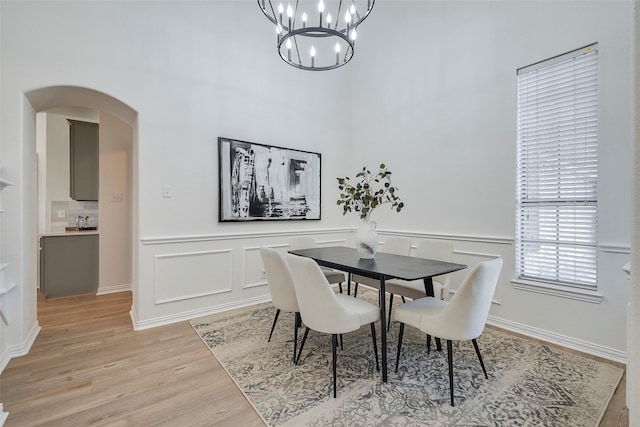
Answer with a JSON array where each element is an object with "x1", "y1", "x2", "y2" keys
[{"x1": 24, "y1": 85, "x2": 138, "y2": 324}]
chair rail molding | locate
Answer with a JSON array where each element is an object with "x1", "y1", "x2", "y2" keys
[
  {"x1": 140, "y1": 227, "x2": 353, "y2": 245},
  {"x1": 379, "y1": 229, "x2": 514, "y2": 245}
]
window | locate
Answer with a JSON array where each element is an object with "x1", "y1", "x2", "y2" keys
[{"x1": 516, "y1": 44, "x2": 598, "y2": 290}]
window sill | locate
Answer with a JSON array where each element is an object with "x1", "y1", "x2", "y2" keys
[{"x1": 510, "y1": 279, "x2": 603, "y2": 304}]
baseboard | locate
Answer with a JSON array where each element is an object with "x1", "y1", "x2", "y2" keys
[
  {"x1": 7, "y1": 321, "x2": 41, "y2": 359},
  {"x1": 488, "y1": 315, "x2": 626, "y2": 364},
  {"x1": 0, "y1": 321, "x2": 41, "y2": 374},
  {"x1": 130, "y1": 295, "x2": 273, "y2": 331},
  {"x1": 0, "y1": 348, "x2": 8, "y2": 373},
  {"x1": 97, "y1": 283, "x2": 131, "y2": 295}
]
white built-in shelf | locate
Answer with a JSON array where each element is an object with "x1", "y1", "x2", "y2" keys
[
  {"x1": 0, "y1": 263, "x2": 16, "y2": 325},
  {"x1": 0, "y1": 177, "x2": 13, "y2": 213}
]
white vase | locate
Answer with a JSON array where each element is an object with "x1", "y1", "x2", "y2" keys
[{"x1": 356, "y1": 219, "x2": 378, "y2": 258}]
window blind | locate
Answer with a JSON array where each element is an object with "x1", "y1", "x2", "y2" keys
[{"x1": 516, "y1": 44, "x2": 598, "y2": 289}]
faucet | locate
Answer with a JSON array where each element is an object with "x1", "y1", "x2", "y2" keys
[{"x1": 76, "y1": 215, "x2": 88, "y2": 228}]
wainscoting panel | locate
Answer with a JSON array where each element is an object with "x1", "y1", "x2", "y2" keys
[
  {"x1": 242, "y1": 244, "x2": 288, "y2": 290},
  {"x1": 154, "y1": 249, "x2": 232, "y2": 304}
]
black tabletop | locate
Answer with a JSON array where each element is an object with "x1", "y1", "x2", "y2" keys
[{"x1": 289, "y1": 246, "x2": 467, "y2": 281}]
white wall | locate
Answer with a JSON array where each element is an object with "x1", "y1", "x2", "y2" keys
[
  {"x1": 98, "y1": 111, "x2": 133, "y2": 293},
  {"x1": 0, "y1": 0, "x2": 634, "y2": 378},
  {"x1": 351, "y1": 0, "x2": 632, "y2": 356},
  {"x1": 0, "y1": 0, "x2": 354, "y2": 357}
]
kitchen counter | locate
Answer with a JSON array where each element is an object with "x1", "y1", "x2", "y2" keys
[{"x1": 39, "y1": 230, "x2": 99, "y2": 237}]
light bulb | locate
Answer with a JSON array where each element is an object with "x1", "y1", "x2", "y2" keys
[
  {"x1": 286, "y1": 39, "x2": 292, "y2": 49},
  {"x1": 350, "y1": 5, "x2": 355, "y2": 14},
  {"x1": 318, "y1": 0, "x2": 324, "y2": 13},
  {"x1": 344, "y1": 11, "x2": 351, "y2": 24},
  {"x1": 350, "y1": 29, "x2": 357, "y2": 40},
  {"x1": 278, "y1": 3, "x2": 284, "y2": 13},
  {"x1": 310, "y1": 46, "x2": 316, "y2": 57},
  {"x1": 287, "y1": 4, "x2": 293, "y2": 17},
  {"x1": 302, "y1": 12, "x2": 307, "y2": 22},
  {"x1": 327, "y1": 13, "x2": 332, "y2": 25},
  {"x1": 335, "y1": 42, "x2": 341, "y2": 53}
]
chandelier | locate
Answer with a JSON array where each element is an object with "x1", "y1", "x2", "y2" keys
[{"x1": 258, "y1": 0, "x2": 376, "y2": 71}]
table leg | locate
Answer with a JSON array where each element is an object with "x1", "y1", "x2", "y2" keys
[
  {"x1": 379, "y1": 276, "x2": 388, "y2": 382},
  {"x1": 423, "y1": 277, "x2": 442, "y2": 352}
]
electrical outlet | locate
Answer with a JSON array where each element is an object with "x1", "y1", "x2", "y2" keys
[
  {"x1": 57, "y1": 209, "x2": 66, "y2": 218},
  {"x1": 261, "y1": 270, "x2": 267, "y2": 279},
  {"x1": 162, "y1": 185, "x2": 172, "y2": 198}
]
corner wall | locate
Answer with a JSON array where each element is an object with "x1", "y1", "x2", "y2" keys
[{"x1": 351, "y1": 0, "x2": 633, "y2": 356}]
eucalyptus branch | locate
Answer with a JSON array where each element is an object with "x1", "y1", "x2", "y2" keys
[{"x1": 336, "y1": 164, "x2": 405, "y2": 220}]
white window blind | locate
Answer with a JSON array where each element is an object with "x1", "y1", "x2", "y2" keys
[{"x1": 516, "y1": 44, "x2": 598, "y2": 289}]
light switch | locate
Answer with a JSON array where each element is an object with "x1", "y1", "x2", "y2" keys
[
  {"x1": 162, "y1": 185, "x2": 172, "y2": 198},
  {"x1": 111, "y1": 192, "x2": 123, "y2": 202},
  {"x1": 57, "y1": 209, "x2": 66, "y2": 218}
]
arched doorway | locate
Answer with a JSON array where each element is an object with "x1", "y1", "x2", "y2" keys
[{"x1": 24, "y1": 85, "x2": 138, "y2": 325}]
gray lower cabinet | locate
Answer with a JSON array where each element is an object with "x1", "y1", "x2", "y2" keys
[{"x1": 40, "y1": 234, "x2": 99, "y2": 298}]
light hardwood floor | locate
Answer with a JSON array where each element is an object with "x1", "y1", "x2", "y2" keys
[{"x1": 0, "y1": 291, "x2": 629, "y2": 426}]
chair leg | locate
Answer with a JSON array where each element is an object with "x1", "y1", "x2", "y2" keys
[
  {"x1": 387, "y1": 294, "x2": 394, "y2": 331},
  {"x1": 340, "y1": 334, "x2": 344, "y2": 350},
  {"x1": 472, "y1": 338, "x2": 488, "y2": 379},
  {"x1": 354, "y1": 282, "x2": 359, "y2": 297},
  {"x1": 401, "y1": 295, "x2": 406, "y2": 303},
  {"x1": 446, "y1": 340, "x2": 455, "y2": 406},
  {"x1": 293, "y1": 312, "x2": 301, "y2": 363},
  {"x1": 296, "y1": 327, "x2": 310, "y2": 365},
  {"x1": 338, "y1": 282, "x2": 343, "y2": 293},
  {"x1": 268, "y1": 308, "x2": 281, "y2": 342},
  {"x1": 427, "y1": 334, "x2": 431, "y2": 354},
  {"x1": 370, "y1": 322, "x2": 379, "y2": 372},
  {"x1": 395, "y1": 322, "x2": 404, "y2": 373},
  {"x1": 332, "y1": 334, "x2": 338, "y2": 398}
]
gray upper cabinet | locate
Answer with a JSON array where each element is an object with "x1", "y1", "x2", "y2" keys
[{"x1": 69, "y1": 119, "x2": 99, "y2": 201}]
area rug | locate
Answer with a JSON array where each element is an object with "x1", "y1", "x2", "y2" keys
[{"x1": 190, "y1": 291, "x2": 623, "y2": 426}]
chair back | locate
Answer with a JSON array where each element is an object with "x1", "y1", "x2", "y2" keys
[
  {"x1": 286, "y1": 254, "x2": 360, "y2": 333},
  {"x1": 289, "y1": 236, "x2": 317, "y2": 251},
  {"x1": 260, "y1": 247, "x2": 298, "y2": 313},
  {"x1": 422, "y1": 257, "x2": 502, "y2": 341},
  {"x1": 414, "y1": 240, "x2": 454, "y2": 296},
  {"x1": 380, "y1": 236, "x2": 412, "y2": 255}
]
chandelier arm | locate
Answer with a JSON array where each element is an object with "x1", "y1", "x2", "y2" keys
[
  {"x1": 335, "y1": 0, "x2": 343, "y2": 31},
  {"x1": 293, "y1": 35, "x2": 302, "y2": 66},
  {"x1": 292, "y1": 0, "x2": 299, "y2": 30}
]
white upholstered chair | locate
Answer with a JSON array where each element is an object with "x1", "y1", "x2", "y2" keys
[
  {"x1": 351, "y1": 236, "x2": 412, "y2": 297},
  {"x1": 384, "y1": 240, "x2": 454, "y2": 329},
  {"x1": 289, "y1": 236, "x2": 347, "y2": 293},
  {"x1": 394, "y1": 257, "x2": 503, "y2": 406},
  {"x1": 286, "y1": 253, "x2": 380, "y2": 398},
  {"x1": 260, "y1": 247, "x2": 300, "y2": 363}
]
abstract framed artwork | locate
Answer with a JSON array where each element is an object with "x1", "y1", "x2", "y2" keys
[{"x1": 218, "y1": 137, "x2": 321, "y2": 221}]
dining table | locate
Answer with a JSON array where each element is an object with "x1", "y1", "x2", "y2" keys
[{"x1": 288, "y1": 246, "x2": 467, "y2": 382}]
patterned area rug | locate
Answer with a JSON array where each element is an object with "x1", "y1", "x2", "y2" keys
[{"x1": 190, "y1": 291, "x2": 622, "y2": 426}]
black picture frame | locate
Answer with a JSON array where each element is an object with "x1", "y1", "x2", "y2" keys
[{"x1": 218, "y1": 137, "x2": 321, "y2": 222}]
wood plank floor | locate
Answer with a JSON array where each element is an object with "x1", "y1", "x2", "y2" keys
[{"x1": 0, "y1": 291, "x2": 629, "y2": 426}]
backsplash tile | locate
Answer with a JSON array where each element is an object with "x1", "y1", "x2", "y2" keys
[{"x1": 50, "y1": 200, "x2": 98, "y2": 232}]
